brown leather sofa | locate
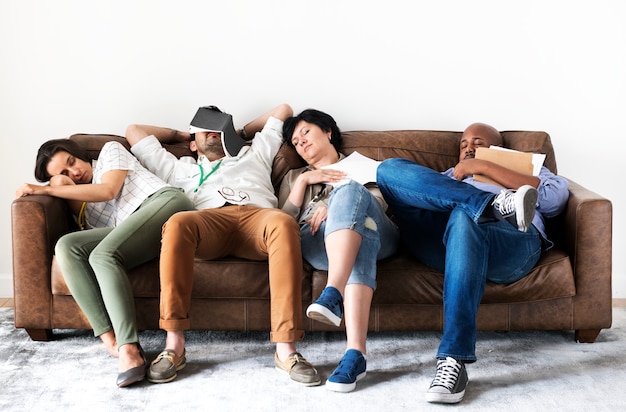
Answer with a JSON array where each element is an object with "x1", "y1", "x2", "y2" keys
[{"x1": 11, "y1": 130, "x2": 612, "y2": 343}]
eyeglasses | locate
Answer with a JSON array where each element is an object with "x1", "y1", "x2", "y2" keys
[{"x1": 218, "y1": 186, "x2": 250, "y2": 203}]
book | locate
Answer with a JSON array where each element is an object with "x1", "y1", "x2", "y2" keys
[
  {"x1": 321, "y1": 151, "x2": 381, "y2": 187},
  {"x1": 474, "y1": 146, "x2": 546, "y2": 186},
  {"x1": 189, "y1": 106, "x2": 247, "y2": 157}
]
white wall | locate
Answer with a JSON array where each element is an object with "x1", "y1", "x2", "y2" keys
[{"x1": 2, "y1": 0, "x2": 624, "y2": 297}]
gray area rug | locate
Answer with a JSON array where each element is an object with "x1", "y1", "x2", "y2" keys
[{"x1": 1, "y1": 307, "x2": 625, "y2": 411}]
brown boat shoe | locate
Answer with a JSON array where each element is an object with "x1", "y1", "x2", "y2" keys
[
  {"x1": 147, "y1": 349, "x2": 187, "y2": 383},
  {"x1": 275, "y1": 352, "x2": 321, "y2": 386}
]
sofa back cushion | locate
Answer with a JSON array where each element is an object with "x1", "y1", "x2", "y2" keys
[
  {"x1": 270, "y1": 129, "x2": 557, "y2": 192},
  {"x1": 70, "y1": 130, "x2": 557, "y2": 195},
  {"x1": 70, "y1": 133, "x2": 196, "y2": 162}
]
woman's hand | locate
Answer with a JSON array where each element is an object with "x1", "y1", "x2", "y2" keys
[
  {"x1": 308, "y1": 206, "x2": 328, "y2": 236},
  {"x1": 15, "y1": 183, "x2": 49, "y2": 198},
  {"x1": 16, "y1": 174, "x2": 76, "y2": 198},
  {"x1": 300, "y1": 169, "x2": 346, "y2": 186},
  {"x1": 287, "y1": 168, "x2": 346, "y2": 210}
]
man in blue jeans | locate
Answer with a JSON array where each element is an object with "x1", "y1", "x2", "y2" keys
[{"x1": 376, "y1": 122, "x2": 569, "y2": 404}]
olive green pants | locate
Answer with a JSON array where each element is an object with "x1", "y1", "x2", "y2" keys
[{"x1": 55, "y1": 187, "x2": 193, "y2": 348}]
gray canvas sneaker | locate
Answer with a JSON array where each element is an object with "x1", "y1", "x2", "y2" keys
[
  {"x1": 491, "y1": 185, "x2": 538, "y2": 232},
  {"x1": 426, "y1": 357, "x2": 469, "y2": 404}
]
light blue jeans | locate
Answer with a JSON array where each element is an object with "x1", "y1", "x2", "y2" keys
[
  {"x1": 300, "y1": 180, "x2": 399, "y2": 290},
  {"x1": 377, "y1": 158, "x2": 542, "y2": 362},
  {"x1": 55, "y1": 187, "x2": 193, "y2": 348}
]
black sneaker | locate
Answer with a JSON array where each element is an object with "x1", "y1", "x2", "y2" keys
[
  {"x1": 426, "y1": 357, "x2": 468, "y2": 404},
  {"x1": 491, "y1": 185, "x2": 538, "y2": 232}
]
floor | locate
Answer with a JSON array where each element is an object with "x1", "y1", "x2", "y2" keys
[
  {"x1": 1, "y1": 298, "x2": 625, "y2": 308},
  {"x1": 0, "y1": 298, "x2": 14, "y2": 308}
]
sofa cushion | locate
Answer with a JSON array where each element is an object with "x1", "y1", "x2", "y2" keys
[
  {"x1": 70, "y1": 133, "x2": 195, "y2": 162},
  {"x1": 271, "y1": 130, "x2": 557, "y2": 190},
  {"x1": 70, "y1": 131, "x2": 557, "y2": 196},
  {"x1": 310, "y1": 248, "x2": 575, "y2": 306},
  {"x1": 51, "y1": 257, "x2": 313, "y2": 302}
]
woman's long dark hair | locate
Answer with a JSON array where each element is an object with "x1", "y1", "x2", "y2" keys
[
  {"x1": 34, "y1": 139, "x2": 90, "y2": 182},
  {"x1": 283, "y1": 109, "x2": 342, "y2": 152}
]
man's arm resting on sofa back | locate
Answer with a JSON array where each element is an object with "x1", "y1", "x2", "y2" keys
[{"x1": 125, "y1": 124, "x2": 191, "y2": 147}]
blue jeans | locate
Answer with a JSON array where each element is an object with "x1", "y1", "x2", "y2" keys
[
  {"x1": 300, "y1": 181, "x2": 399, "y2": 290},
  {"x1": 377, "y1": 158, "x2": 542, "y2": 362}
]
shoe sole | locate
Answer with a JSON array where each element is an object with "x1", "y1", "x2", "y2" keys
[
  {"x1": 426, "y1": 387, "x2": 466, "y2": 404},
  {"x1": 325, "y1": 371, "x2": 366, "y2": 393},
  {"x1": 306, "y1": 303, "x2": 342, "y2": 327},
  {"x1": 274, "y1": 366, "x2": 322, "y2": 386},
  {"x1": 514, "y1": 185, "x2": 538, "y2": 232},
  {"x1": 147, "y1": 361, "x2": 187, "y2": 384}
]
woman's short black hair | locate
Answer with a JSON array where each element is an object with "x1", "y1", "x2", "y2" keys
[
  {"x1": 283, "y1": 109, "x2": 342, "y2": 152},
  {"x1": 34, "y1": 139, "x2": 90, "y2": 182}
]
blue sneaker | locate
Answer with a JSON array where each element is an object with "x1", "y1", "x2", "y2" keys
[
  {"x1": 306, "y1": 286, "x2": 343, "y2": 327},
  {"x1": 326, "y1": 349, "x2": 367, "y2": 393}
]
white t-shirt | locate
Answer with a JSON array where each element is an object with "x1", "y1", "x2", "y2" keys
[{"x1": 85, "y1": 141, "x2": 168, "y2": 228}]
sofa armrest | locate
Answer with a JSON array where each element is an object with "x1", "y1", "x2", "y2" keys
[
  {"x1": 560, "y1": 179, "x2": 612, "y2": 332},
  {"x1": 11, "y1": 195, "x2": 74, "y2": 331}
]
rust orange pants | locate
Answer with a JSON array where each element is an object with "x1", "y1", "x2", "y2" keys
[{"x1": 158, "y1": 205, "x2": 304, "y2": 343}]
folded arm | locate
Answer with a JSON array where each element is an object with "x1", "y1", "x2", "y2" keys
[
  {"x1": 16, "y1": 170, "x2": 127, "y2": 201},
  {"x1": 240, "y1": 103, "x2": 294, "y2": 138},
  {"x1": 125, "y1": 124, "x2": 191, "y2": 147},
  {"x1": 453, "y1": 158, "x2": 540, "y2": 189}
]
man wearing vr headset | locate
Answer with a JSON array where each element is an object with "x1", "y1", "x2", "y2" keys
[{"x1": 125, "y1": 104, "x2": 320, "y2": 386}]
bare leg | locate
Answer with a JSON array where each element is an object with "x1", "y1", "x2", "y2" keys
[
  {"x1": 344, "y1": 283, "x2": 374, "y2": 355},
  {"x1": 276, "y1": 342, "x2": 298, "y2": 361},
  {"x1": 325, "y1": 229, "x2": 362, "y2": 295},
  {"x1": 164, "y1": 330, "x2": 186, "y2": 357},
  {"x1": 118, "y1": 342, "x2": 144, "y2": 372},
  {"x1": 100, "y1": 330, "x2": 119, "y2": 358}
]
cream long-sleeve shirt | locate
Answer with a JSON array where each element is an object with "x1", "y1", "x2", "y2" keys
[{"x1": 131, "y1": 116, "x2": 284, "y2": 210}]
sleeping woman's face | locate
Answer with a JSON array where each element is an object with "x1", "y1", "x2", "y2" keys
[
  {"x1": 289, "y1": 120, "x2": 333, "y2": 163},
  {"x1": 46, "y1": 150, "x2": 93, "y2": 184}
]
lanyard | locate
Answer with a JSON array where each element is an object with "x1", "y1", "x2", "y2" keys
[
  {"x1": 195, "y1": 159, "x2": 222, "y2": 193},
  {"x1": 298, "y1": 186, "x2": 326, "y2": 223}
]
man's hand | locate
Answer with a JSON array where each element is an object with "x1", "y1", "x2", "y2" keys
[
  {"x1": 452, "y1": 158, "x2": 486, "y2": 180},
  {"x1": 454, "y1": 158, "x2": 540, "y2": 189}
]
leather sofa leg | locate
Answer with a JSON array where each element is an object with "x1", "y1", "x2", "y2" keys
[
  {"x1": 26, "y1": 328, "x2": 53, "y2": 342},
  {"x1": 575, "y1": 329, "x2": 601, "y2": 343}
]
